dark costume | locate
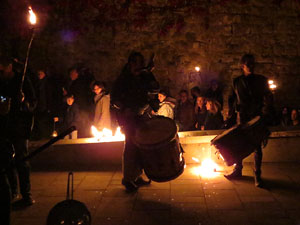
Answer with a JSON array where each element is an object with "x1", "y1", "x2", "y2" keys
[
  {"x1": 111, "y1": 63, "x2": 159, "y2": 187},
  {"x1": 0, "y1": 69, "x2": 37, "y2": 207},
  {"x1": 228, "y1": 73, "x2": 273, "y2": 179}
]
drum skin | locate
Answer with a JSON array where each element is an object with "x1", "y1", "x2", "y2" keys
[
  {"x1": 133, "y1": 116, "x2": 185, "y2": 182},
  {"x1": 47, "y1": 200, "x2": 91, "y2": 225},
  {"x1": 211, "y1": 116, "x2": 270, "y2": 166}
]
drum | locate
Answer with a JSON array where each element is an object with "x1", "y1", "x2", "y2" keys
[
  {"x1": 132, "y1": 116, "x2": 185, "y2": 182},
  {"x1": 211, "y1": 116, "x2": 270, "y2": 166}
]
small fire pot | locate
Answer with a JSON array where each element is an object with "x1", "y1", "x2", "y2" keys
[{"x1": 46, "y1": 172, "x2": 91, "y2": 225}]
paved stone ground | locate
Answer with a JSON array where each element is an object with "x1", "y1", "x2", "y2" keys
[{"x1": 10, "y1": 163, "x2": 300, "y2": 225}]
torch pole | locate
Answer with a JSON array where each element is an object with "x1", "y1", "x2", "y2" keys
[{"x1": 20, "y1": 28, "x2": 35, "y2": 93}]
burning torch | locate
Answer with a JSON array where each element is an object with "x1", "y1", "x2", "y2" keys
[{"x1": 20, "y1": 6, "x2": 37, "y2": 95}]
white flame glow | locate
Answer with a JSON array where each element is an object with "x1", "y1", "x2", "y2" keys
[
  {"x1": 270, "y1": 84, "x2": 277, "y2": 90},
  {"x1": 28, "y1": 7, "x2": 37, "y2": 25},
  {"x1": 268, "y1": 80, "x2": 277, "y2": 90},
  {"x1": 195, "y1": 66, "x2": 201, "y2": 72},
  {"x1": 192, "y1": 157, "x2": 221, "y2": 178},
  {"x1": 91, "y1": 126, "x2": 125, "y2": 142}
]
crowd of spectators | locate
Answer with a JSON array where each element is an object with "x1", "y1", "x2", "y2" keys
[
  {"x1": 29, "y1": 64, "x2": 300, "y2": 140},
  {"x1": 279, "y1": 107, "x2": 300, "y2": 129}
]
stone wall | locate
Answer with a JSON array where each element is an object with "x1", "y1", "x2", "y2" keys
[{"x1": 2, "y1": 0, "x2": 300, "y2": 110}]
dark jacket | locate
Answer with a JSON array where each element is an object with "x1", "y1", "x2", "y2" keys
[
  {"x1": 0, "y1": 72, "x2": 37, "y2": 139},
  {"x1": 66, "y1": 73, "x2": 95, "y2": 112},
  {"x1": 228, "y1": 73, "x2": 273, "y2": 124},
  {"x1": 204, "y1": 112, "x2": 224, "y2": 130},
  {"x1": 61, "y1": 102, "x2": 81, "y2": 131}
]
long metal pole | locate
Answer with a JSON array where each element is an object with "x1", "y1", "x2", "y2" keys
[{"x1": 20, "y1": 28, "x2": 35, "y2": 93}]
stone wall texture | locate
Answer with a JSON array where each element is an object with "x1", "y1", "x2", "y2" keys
[{"x1": 2, "y1": 0, "x2": 300, "y2": 111}]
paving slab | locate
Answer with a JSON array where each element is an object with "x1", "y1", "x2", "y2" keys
[{"x1": 10, "y1": 163, "x2": 300, "y2": 225}]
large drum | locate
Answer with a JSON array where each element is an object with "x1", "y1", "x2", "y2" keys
[
  {"x1": 211, "y1": 116, "x2": 270, "y2": 166},
  {"x1": 132, "y1": 116, "x2": 185, "y2": 182}
]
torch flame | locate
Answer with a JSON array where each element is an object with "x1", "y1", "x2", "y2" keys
[
  {"x1": 28, "y1": 6, "x2": 37, "y2": 25},
  {"x1": 91, "y1": 126, "x2": 125, "y2": 142}
]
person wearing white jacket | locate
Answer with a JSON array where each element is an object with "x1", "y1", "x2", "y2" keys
[{"x1": 153, "y1": 90, "x2": 176, "y2": 119}]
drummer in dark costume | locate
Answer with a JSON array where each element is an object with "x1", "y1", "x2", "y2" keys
[
  {"x1": 111, "y1": 51, "x2": 159, "y2": 192},
  {"x1": 225, "y1": 54, "x2": 273, "y2": 187}
]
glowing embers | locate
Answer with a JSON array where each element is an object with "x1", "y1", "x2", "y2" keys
[
  {"x1": 91, "y1": 126, "x2": 125, "y2": 142},
  {"x1": 192, "y1": 147, "x2": 222, "y2": 178}
]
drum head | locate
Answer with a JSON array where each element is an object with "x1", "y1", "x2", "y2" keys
[{"x1": 134, "y1": 116, "x2": 177, "y2": 147}]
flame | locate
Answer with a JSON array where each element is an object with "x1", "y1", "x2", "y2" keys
[
  {"x1": 195, "y1": 66, "x2": 201, "y2": 72},
  {"x1": 28, "y1": 6, "x2": 37, "y2": 25},
  {"x1": 91, "y1": 126, "x2": 125, "y2": 142},
  {"x1": 192, "y1": 157, "x2": 221, "y2": 178},
  {"x1": 270, "y1": 84, "x2": 277, "y2": 90},
  {"x1": 192, "y1": 157, "x2": 200, "y2": 163},
  {"x1": 52, "y1": 130, "x2": 58, "y2": 137}
]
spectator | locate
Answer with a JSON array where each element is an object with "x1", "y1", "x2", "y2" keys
[
  {"x1": 280, "y1": 107, "x2": 291, "y2": 127},
  {"x1": 195, "y1": 96, "x2": 207, "y2": 130},
  {"x1": 31, "y1": 69, "x2": 53, "y2": 140},
  {"x1": 206, "y1": 79, "x2": 223, "y2": 110},
  {"x1": 290, "y1": 109, "x2": 300, "y2": 127},
  {"x1": 190, "y1": 86, "x2": 201, "y2": 106},
  {"x1": 175, "y1": 90, "x2": 195, "y2": 131},
  {"x1": 153, "y1": 89, "x2": 176, "y2": 119},
  {"x1": 63, "y1": 66, "x2": 95, "y2": 137},
  {"x1": 54, "y1": 94, "x2": 81, "y2": 139},
  {"x1": 92, "y1": 81, "x2": 111, "y2": 131},
  {"x1": 203, "y1": 99, "x2": 224, "y2": 130}
]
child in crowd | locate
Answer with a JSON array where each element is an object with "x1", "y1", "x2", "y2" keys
[{"x1": 54, "y1": 94, "x2": 80, "y2": 139}]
